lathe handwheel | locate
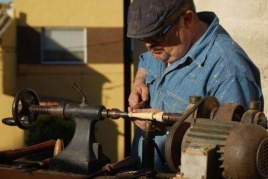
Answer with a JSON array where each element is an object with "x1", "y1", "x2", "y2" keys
[{"x1": 12, "y1": 88, "x2": 39, "y2": 130}]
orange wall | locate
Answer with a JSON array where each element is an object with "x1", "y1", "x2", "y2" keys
[{"x1": 0, "y1": 0, "x2": 133, "y2": 163}]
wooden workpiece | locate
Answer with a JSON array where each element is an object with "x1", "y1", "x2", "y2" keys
[{"x1": 128, "y1": 112, "x2": 164, "y2": 121}]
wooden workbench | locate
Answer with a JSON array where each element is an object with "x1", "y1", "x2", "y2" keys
[
  {"x1": 0, "y1": 165, "x2": 85, "y2": 179},
  {"x1": 0, "y1": 164, "x2": 177, "y2": 179}
]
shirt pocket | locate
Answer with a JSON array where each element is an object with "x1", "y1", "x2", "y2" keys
[
  {"x1": 145, "y1": 69, "x2": 157, "y2": 86},
  {"x1": 162, "y1": 90, "x2": 189, "y2": 113}
]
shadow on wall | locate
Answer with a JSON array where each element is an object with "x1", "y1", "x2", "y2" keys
[{"x1": 2, "y1": 12, "x2": 122, "y2": 162}]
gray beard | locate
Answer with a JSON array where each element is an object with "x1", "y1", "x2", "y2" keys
[{"x1": 154, "y1": 53, "x2": 170, "y2": 63}]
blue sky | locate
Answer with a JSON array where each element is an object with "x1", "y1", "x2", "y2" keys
[{"x1": 0, "y1": 0, "x2": 11, "y2": 2}]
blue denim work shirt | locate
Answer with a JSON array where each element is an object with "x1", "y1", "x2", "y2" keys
[{"x1": 132, "y1": 12, "x2": 264, "y2": 172}]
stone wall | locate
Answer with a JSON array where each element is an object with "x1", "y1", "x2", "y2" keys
[{"x1": 194, "y1": 0, "x2": 268, "y2": 114}]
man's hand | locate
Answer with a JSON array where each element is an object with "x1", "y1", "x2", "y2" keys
[
  {"x1": 128, "y1": 68, "x2": 149, "y2": 112},
  {"x1": 128, "y1": 82, "x2": 149, "y2": 111},
  {"x1": 128, "y1": 100, "x2": 149, "y2": 130},
  {"x1": 128, "y1": 68, "x2": 149, "y2": 106},
  {"x1": 128, "y1": 68, "x2": 165, "y2": 130},
  {"x1": 131, "y1": 108, "x2": 165, "y2": 131},
  {"x1": 128, "y1": 83, "x2": 150, "y2": 131}
]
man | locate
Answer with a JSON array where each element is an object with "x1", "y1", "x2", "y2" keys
[{"x1": 127, "y1": 0, "x2": 263, "y2": 172}]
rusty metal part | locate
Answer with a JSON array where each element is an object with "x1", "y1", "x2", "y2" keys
[
  {"x1": 224, "y1": 123, "x2": 268, "y2": 178},
  {"x1": 177, "y1": 118, "x2": 268, "y2": 178},
  {"x1": 194, "y1": 96, "x2": 219, "y2": 119},
  {"x1": 248, "y1": 100, "x2": 262, "y2": 110},
  {"x1": 242, "y1": 101, "x2": 267, "y2": 128},
  {"x1": 180, "y1": 119, "x2": 238, "y2": 178},
  {"x1": 0, "y1": 140, "x2": 56, "y2": 163},
  {"x1": 165, "y1": 122, "x2": 191, "y2": 172},
  {"x1": 162, "y1": 113, "x2": 183, "y2": 124},
  {"x1": 165, "y1": 96, "x2": 220, "y2": 171},
  {"x1": 212, "y1": 103, "x2": 245, "y2": 122},
  {"x1": 182, "y1": 96, "x2": 201, "y2": 121},
  {"x1": 253, "y1": 112, "x2": 268, "y2": 128},
  {"x1": 257, "y1": 137, "x2": 268, "y2": 177}
]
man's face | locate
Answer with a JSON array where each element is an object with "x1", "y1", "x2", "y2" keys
[{"x1": 144, "y1": 14, "x2": 191, "y2": 65}]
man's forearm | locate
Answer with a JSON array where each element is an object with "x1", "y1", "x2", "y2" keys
[{"x1": 133, "y1": 68, "x2": 146, "y2": 87}]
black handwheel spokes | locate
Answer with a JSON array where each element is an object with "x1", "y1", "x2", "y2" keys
[
  {"x1": 12, "y1": 88, "x2": 40, "y2": 130},
  {"x1": 20, "y1": 94, "x2": 29, "y2": 107},
  {"x1": 27, "y1": 114, "x2": 35, "y2": 124}
]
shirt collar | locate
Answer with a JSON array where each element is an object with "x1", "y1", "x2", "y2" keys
[
  {"x1": 171, "y1": 12, "x2": 219, "y2": 68},
  {"x1": 188, "y1": 12, "x2": 219, "y2": 66}
]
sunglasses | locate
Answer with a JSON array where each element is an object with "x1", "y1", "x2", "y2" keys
[{"x1": 137, "y1": 12, "x2": 185, "y2": 43}]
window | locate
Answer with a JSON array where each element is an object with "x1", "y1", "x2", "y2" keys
[{"x1": 41, "y1": 27, "x2": 87, "y2": 64}]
